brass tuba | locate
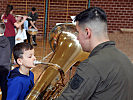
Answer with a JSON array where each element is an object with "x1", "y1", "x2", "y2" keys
[{"x1": 26, "y1": 23, "x2": 89, "y2": 100}]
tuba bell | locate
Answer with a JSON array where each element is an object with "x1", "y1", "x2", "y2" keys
[{"x1": 26, "y1": 23, "x2": 89, "y2": 100}]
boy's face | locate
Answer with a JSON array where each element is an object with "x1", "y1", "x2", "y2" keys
[{"x1": 20, "y1": 49, "x2": 36, "y2": 68}]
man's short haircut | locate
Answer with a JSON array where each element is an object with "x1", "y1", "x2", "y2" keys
[
  {"x1": 13, "y1": 43, "x2": 33, "y2": 65},
  {"x1": 0, "y1": 23, "x2": 5, "y2": 34},
  {"x1": 74, "y1": 7, "x2": 108, "y2": 37},
  {"x1": 32, "y1": 7, "x2": 36, "y2": 11},
  {"x1": 74, "y1": 7, "x2": 107, "y2": 26}
]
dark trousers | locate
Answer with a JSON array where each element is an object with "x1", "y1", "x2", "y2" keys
[
  {"x1": 32, "y1": 35, "x2": 36, "y2": 42},
  {"x1": 26, "y1": 30, "x2": 36, "y2": 44},
  {"x1": 26, "y1": 30, "x2": 30, "y2": 43},
  {"x1": 0, "y1": 68, "x2": 9, "y2": 100},
  {"x1": 7, "y1": 36, "x2": 15, "y2": 59}
]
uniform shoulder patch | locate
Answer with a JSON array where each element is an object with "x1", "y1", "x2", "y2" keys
[{"x1": 70, "y1": 73, "x2": 84, "y2": 90}]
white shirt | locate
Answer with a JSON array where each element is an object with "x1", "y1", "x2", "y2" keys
[{"x1": 15, "y1": 29, "x2": 27, "y2": 44}]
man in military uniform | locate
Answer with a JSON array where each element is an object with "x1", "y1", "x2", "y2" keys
[{"x1": 56, "y1": 7, "x2": 133, "y2": 100}]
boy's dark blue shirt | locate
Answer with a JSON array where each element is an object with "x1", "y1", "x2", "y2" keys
[{"x1": 7, "y1": 67, "x2": 34, "y2": 100}]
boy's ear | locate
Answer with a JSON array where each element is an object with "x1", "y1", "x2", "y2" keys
[{"x1": 17, "y1": 58, "x2": 23, "y2": 66}]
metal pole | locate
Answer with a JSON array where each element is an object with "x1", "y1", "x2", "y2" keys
[
  {"x1": 88, "y1": 0, "x2": 90, "y2": 8},
  {"x1": 44, "y1": 0, "x2": 48, "y2": 38}
]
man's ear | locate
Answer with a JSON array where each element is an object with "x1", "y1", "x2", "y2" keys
[
  {"x1": 85, "y1": 28, "x2": 91, "y2": 39},
  {"x1": 17, "y1": 58, "x2": 23, "y2": 66}
]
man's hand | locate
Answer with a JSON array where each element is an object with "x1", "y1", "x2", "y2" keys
[
  {"x1": 29, "y1": 26, "x2": 32, "y2": 29},
  {"x1": 23, "y1": 16, "x2": 28, "y2": 20},
  {"x1": 29, "y1": 21, "x2": 38, "y2": 30},
  {"x1": 34, "y1": 27, "x2": 38, "y2": 30}
]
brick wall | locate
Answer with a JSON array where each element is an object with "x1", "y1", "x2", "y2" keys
[
  {"x1": 47, "y1": 0, "x2": 88, "y2": 35},
  {"x1": 47, "y1": 0, "x2": 133, "y2": 34},
  {"x1": 0, "y1": 0, "x2": 133, "y2": 34},
  {"x1": 8, "y1": 0, "x2": 45, "y2": 35},
  {"x1": 0, "y1": 0, "x2": 8, "y2": 20},
  {"x1": 90, "y1": 0, "x2": 133, "y2": 33}
]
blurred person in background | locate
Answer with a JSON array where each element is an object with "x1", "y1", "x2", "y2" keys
[
  {"x1": 27, "y1": 7, "x2": 38, "y2": 46},
  {"x1": 1, "y1": 4, "x2": 27, "y2": 59},
  {"x1": 0, "y1": 22, "x2": 10, "y2": 100}
]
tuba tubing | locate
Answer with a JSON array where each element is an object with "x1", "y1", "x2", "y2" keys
[{"x1": 25, "y1": 24, "x2": 89, "y2": 100}]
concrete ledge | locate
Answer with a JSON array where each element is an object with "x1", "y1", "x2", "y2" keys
[{"x1": 120, "y1": 28, "x2": 133, "y2": 33}]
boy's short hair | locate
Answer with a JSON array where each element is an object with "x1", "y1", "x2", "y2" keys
[
  {"x1": 32, "y1": 7, "x2": 36, "y2": 11},
  {"x1": 13, "y1": 43, "x2": 33, "y2": 65},
  {"x1": 0, "y1": 22, "x2": 5, "y2": 34}
]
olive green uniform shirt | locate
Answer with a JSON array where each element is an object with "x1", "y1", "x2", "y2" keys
[{"x1": 57, "y1": 41, "x2": 133, "y2": 100}]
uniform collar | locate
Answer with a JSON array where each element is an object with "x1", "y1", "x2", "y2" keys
[{"x1": 89, "y1": 41, "x2": 115, "y2": 57}]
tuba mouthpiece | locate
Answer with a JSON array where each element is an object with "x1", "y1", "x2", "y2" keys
[{"x1": 34, "y1": 60, "x2": 42, "y2": 65}]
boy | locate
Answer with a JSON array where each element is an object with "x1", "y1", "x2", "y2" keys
[
  {"x1": 6, "y1": 43, "x2": 36, "y2": 100},
  {"x1": 0, "y1": 22, "x2": 10, "y2": 100}
]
